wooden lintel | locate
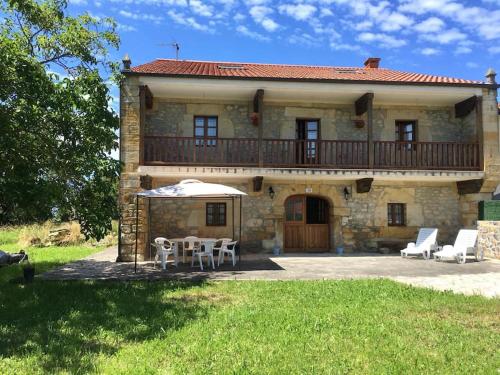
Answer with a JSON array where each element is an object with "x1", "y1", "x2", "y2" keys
[
  {"x1": 140, "y1": 175, "x2": 153, "y2": 190},
  {"x1": 356, "y1": 178, "x2": 373, "y2": 193},
  {"x1": 355, "y1": 92, "x2": 374, "y2": 116},
  {"x1": 253, "y1": 89, "x2": 264, "y2": 113},
  {"x1": 457, "y1": 179, "x2": 484, "y2": 195},
  {"x1": 144, "y1": 85, "x2": 154, "y2": 109},
  {"x1": 252, "y1": 176, "x2": 264, "y2": 192},
  {"x1": 455, "y1": 95, "x2": 477, "y2": 118}
]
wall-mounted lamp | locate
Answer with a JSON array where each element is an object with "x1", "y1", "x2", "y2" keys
[
  {"x1": 268, "y1": 186, "x2": 275, "y2": 199},
  {"x1": 343, "y1": 186, "x2": 351, "y2": 201}
]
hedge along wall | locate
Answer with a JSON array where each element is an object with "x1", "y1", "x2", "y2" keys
[{"x1": 477, "y1": 221, "x2": 500, "y2": 259}]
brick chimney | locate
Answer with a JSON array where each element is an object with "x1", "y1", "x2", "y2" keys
[{"x1": 364, "y1": 57, "x2": 381, "y2": 69}]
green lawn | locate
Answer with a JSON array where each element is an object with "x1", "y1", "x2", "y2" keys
[
  {"x1": 0, "y1": 229, "x2": 499, "y2": 374},
  {"x1": 0, "y1": 227, "x2": 104, "y2": 284}
]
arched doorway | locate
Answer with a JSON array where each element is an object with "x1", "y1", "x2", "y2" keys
[{"x1": 284, "y1": 195, "x2": 330, "y2": 252}]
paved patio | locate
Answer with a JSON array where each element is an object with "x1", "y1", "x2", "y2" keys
[{"x1": 40, "y1": 246, "x2": 500, "y2": 297}]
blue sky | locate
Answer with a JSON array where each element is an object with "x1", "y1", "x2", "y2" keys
[{"x1": 67, "y1": 0, "x2": 499, "y2": 83}]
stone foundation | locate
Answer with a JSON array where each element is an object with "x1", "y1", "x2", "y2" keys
[{"x1": 478, "y1": 221, "x2": 500, "y2": 259}]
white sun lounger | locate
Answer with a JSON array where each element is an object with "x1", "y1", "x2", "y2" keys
[
  {"x1": 433, "y1": 229, "x2": 478, "y2": 264},
  {"x1": 401, "y1": 228, "x2": 438, "y2": 259}
]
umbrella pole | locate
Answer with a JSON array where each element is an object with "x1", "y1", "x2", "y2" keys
[
  {"x1": 239, "y1": 195, "x2": 242, "y2": 265},
  {"x1": 232, "y1": 196, "x2": 235, "y2": 241},
  {"x1": 148, "y1": 197, "x2": 151, "y2": 263},
  {"x1": 134, "y1": 195, "x2": 139, "y2": 273}
]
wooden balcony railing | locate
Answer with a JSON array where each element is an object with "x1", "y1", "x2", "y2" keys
[
  {"x1": 143, "y1": 136, "x2": 480, "y2": 171},
  {"x1": 373, "y1": 141, "x2": 480, "y2": 170}
]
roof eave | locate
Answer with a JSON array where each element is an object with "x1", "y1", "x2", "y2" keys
[{"x1": 122, "y1": 70, "x2": 497, "y2": 89}]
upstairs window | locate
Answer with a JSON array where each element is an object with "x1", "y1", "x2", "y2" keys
[
  {"x1": 395, "y1": 120, "x2": 417, "y2": 141},
  {"x1": 388, "y1": 203, "x2": 406, "y2": 226},
  {"x1": 206, "y1": 203, "x2": 226, "y2": 226},
  {"x1": 194, "y1": 116, "x2": 218, "y2": 146}
]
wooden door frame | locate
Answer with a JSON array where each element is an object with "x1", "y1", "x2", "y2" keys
[
  {"x1": 284, "y1": 194, "x2": 330, "y2": 252},
  {"x1": 295, "y1": 119, "x2": 321, "y2": 165}
]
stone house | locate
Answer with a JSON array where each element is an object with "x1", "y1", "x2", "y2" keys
[{"x1": 119, "y1": 57, "x2": 500, "y2": 261}]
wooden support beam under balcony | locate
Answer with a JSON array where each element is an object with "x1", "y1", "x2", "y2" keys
[
  {"x1": 354, "y1": 93, "x2": 374, "y2": 116},
  {"x1": 254, "y1": 89, "x2": 265, "y2": 167},
  {"x1": 455, "y1": 95, "x2": 477, "y2": 118},
  {"x1": 356, "y1": 178, "x2": 373, "y2": 193},
  {"x1": 457, "y1": 179, "x2": 484, "y2": 195}
]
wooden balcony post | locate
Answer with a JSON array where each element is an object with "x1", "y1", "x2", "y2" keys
[
  {"x1": 355, "y1": 92, "x2": 374, "y2": 169},
  {"x1": 254, "y1": 89, "x2": 265, "y2": 167},
  {"x1": 138, "y1": 85, "x2": 146, "y2": 165},
  {"x1": 367, "y1": 93, "x2": 374, "y2": 169},
  {"x1": 475, "y1": 96, "x2": 484, "y2": 171}
]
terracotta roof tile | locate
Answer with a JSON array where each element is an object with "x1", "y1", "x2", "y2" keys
[{"x1": 130, "y1": 59, "x2": 485, "y2": 86}]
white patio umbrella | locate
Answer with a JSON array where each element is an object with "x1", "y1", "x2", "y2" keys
[{"x1": 133, "y1": 179, "x2": 247, "y2": 272}]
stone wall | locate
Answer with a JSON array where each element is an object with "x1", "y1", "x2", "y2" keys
[
  {"x1": 145, "y1": 98, "x2": 476, "y2": 143},
  {"x1": 477, "y1": 221, "x2": 500, "y2": 259},
  {"x1": 142, "y1": 178, "x2": 463, "y2": 256}
]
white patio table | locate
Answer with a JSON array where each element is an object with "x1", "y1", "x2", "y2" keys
[{"x1": 170, "y1": 238, "x2": 217, "y2": 264}]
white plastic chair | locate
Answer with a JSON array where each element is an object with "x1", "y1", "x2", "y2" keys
[
  {"x1": 400, "y1": 228, "x2": 438, "y2": 259},
  {"x1": 183, "y1": 236, "x2": 200, "y2": 263},
  {"x1": 191, "y1": 241, "x2": 215, "y2": 271},
  {"x1": 218, "y1": 240, "x2": 238, "y2": 267},
  {"x1": 433, "y1": 229, "x2": 478, "y2": 264},
  {"x1": 153, "y1": 237, "x2": 178, "y2": 270},
  {"x1": 213, "y1": 238, "x2": 232, "y2": 262}
]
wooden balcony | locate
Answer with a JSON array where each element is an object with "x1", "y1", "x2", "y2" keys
[{"x1": 143, "y1": 136, "x2": 481, "y2": 171}]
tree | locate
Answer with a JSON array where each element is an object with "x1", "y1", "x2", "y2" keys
[{"x1": 0, "y1": 0, "x2": 121, "y2": 240}]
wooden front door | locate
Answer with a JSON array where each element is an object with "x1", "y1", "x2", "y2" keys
[{"x1": 284, "y1": 195, "x2": 329, "y2": 252}]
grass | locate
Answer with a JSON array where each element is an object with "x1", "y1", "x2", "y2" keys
[
  {"x1": 0, "y1": 280, "x2": 498, "y2": 374},
  {"x1": 0, "y1": 226, "x2": 104, "y2": 284},
  {"x1": 0, "y1": 228, "x2": 499, "y2": 374}
]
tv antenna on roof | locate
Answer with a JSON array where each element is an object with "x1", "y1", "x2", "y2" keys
[{"x1": 157, "y1": 41, "x2": 180, "y2": 60}]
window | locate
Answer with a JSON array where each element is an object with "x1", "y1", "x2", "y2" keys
[
  {"x1": 388, "y1": 203, "x2": 406, "y2": 226},
  {"x1": 395, "y1": 120, "x2": 416, "y2": 142},
  {"x1": 206, "y1": 203, "x2": 226, "y2": 226},
  {"x1": 296, "y1": 119, "x2": 320, "y2": 161},
  {"x1": 194, "y1": 116, "x2": 218, "y2": 146}
]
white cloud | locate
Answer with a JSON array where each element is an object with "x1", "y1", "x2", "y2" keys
[
  {"x1": 261, "y1": 18, "x2": 279, "y2": 31},
  {"x1": 330, "y1": 41, "x2": 362, "y2": 52},
  {"x1": 116, "y1": 22, "x2": 138, "y2": 32},
  {"x1": 189, "y1": 0, "x2": 213, "y2": 17},
  {"x1": 167, "y1": 10, "x2": 211, "y2": 32},
  {"x1": 119, "y1": 10, "x2": 164, "y2": 22},
  {"x1": 320, "y1": 8, "x2": 333, "y2": 17},
  {"x1": 421, "y1": 28, "x2": 467, "y2": 44},
  {"x1": 420, "y1": 47, "x2": 440, "y2": 55},
  {"x1": 278, "y1": 4, "x2": 317, "y2": 21},
  {"x1": 466, "y1": 62, "x2": 479, "y2": 68},
  {"x1": 414, "y1": 17, "x2": 445, "y2": 33},
  {"x1": 249, "y1": 5, "x2": 279, "y2": 31},
  {"x1": 249, "y1": 5, "x2": 272, "y2": 21},
  {"x1": 236, "y1": 25, "x2": 270, "y2": 41},
  {"x1": 69, "y1": 0, "x2": 87, "y2": 4},
  {"x1": 379, "y1": 12, "x2": 413, "y2": 32},
  {"x1": 399, "y1": 0, "x2": 500, "y2": 40},
  {"x1": 489, "y1": 46, "x2": 500, "y2": 54},
  {"x1": 234, "y1": 13, "x2": 246, "y2": 21},
  {"x1": 455, "y1": 46, "x2": 472, "y2": 54},
  {"x1": 288, "y1": 32, "x2": 321, "y2": 47},
  {"x1": 357, "y1": 32, "x2": 407, "y2": 48},
  {"x1": 352, "y1": 21, "x2": 373, "y2": 31}
]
